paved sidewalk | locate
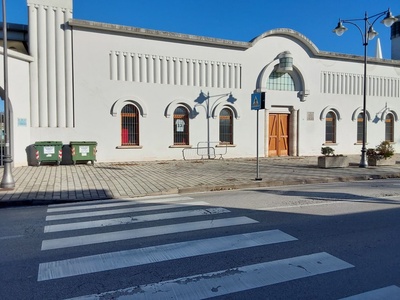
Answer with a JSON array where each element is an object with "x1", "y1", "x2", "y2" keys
[{"x1": 1, "y1": 155, "x2": 400, "y2": 207}]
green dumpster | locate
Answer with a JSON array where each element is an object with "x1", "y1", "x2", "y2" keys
[
  {"x1": 70, "y1": 141, "x2": 97, "y2": 165},
  {"x1": 34, "y1": 141, "x2": 63, "y2": 166}
]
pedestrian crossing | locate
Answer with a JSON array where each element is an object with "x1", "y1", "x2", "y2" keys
[{"x1": 36, "y1": 194, "x2": 399, "y2": 299}]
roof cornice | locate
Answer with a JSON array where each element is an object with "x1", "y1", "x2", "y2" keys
[
  {"x1": 68, "y1": 19, "x2": 250, "y2": 50},
  {"x1": 68, "y1": 20, "x2": 400, "y2": 66}
]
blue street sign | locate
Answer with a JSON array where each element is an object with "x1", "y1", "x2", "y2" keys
[{"x1": 251, "y1": 92, "x2": 265, "y2": 110}]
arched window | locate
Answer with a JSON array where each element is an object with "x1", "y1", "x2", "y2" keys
[
  {"x1": 173, "y1": 106, "x2": 189, "y2": 145},
  {"x1": 121, "y1": 104, "x2": 139, "y2": 146},
  {"x1": 219, "y1": 108, "x2": 233, "y2": 144},
  {"x1": 385, "y1": 113, "x2": 394, "y2": 142},
  {"x1": 325, "y1": 111, "x2": 336, "y2": 143},
  {"x1": 267, "y1": 71, "x2": 295, "y2": 91},
  {"x1": 357, "y1": 113, "x2": 366, "y2": 143}
]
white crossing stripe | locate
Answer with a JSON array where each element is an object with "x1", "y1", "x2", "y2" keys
[
  {"x1": 41, "y1": 216, "x2": 258, "y2": 250},
  {"x1": 46, "y1": 201, "x2": 209, "y2": 221},
  {"x1": 66, "y1": 252, "x2": 353, "y2": 300},
  {"x1": 47, "y1": 196, "x2": 194, "y2": 213},
  {"x1": 44, "y1": 207, "x2": 230, "y2": 233},
  {"x1": 38, "y1": 229, "x2": 296, "y2": 281},
  {"x1": 340, "y1": 285, "x2": 400, "y2": 299}
]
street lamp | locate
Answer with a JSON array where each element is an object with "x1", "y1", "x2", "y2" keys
[
  {"x1": 333, "y1": 9, "x2": 397, "y2": 168},
  {"x1": 1, "y1": 0, "x2": 15, "y2": 189},
  {"x1": 195, "y1": 91, "x2": 233, "y2": 159}
]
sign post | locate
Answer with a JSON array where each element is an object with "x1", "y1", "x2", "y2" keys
[{"x1": 251, "y1": 92, "x2": 265, "y2": 181}]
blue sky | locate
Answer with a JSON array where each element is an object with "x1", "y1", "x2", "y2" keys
[{"x1": 2, "y1": 0, "x2": 399, "y2": 58}]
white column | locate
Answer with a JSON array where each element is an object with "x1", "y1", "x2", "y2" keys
[
  {"x1": 199, "y1": 60, "x2": 204, "y2": 87},
  {"x1": 289, "y1": 108, "x2": 298, "y2": 156},
  {"x1": 205, "y1": 62, "x2": 211, "y2": 87},
  {"x1": 174, "y1": 58, "x2": 179, "y2": 85},
  {"x1": 217, "y1": 63, "x2": 222, "y2": 87},
  {"x1": 161, "y1": 56, "x2": 167, "y2": 84},
  {"x1": 186, "y1": 59, "x2": 192, "y2": 86},
  {"x1": 139, "y1": 55, "x2": 145, "y2": 82},
  {"x1": 264, "y1": 109, "x2": 270, "y2": 157},
  {"x1": 234, "y1": 64, "x2": 240, "y2": 89},
  {"x1": 38, "y1": 5, "x2": 48, "y2": 127},
  {"x1": 167, "y1": 57, "x2": 173, "y2": 85},
  {"x1": 193, "y1": 60, "x2": 199, "y2": 87},
  {"x1": 154, "y1": 55, "x2": 160, "y2": 84},
  {"x1": 126, "y1": 53, "x2": 132, "y2": 82},
  {"x1": 147, "y1": 55, "x2": 153, "y2": 83},
  {"x1": 223, "y1": 63, "x2": 228, "y2": 88},
  {"x1": 229, "y1": 64, "x2": 234, "y2": 89},
  {"x1": 179, "y1": 58, "x2": 184, "y2": 85},
  {"x1": 64, "y1": 8, "x2": 74, "y2": 128},
  {"x1": 55, "y1": 7, "x2": 66, "y2": 127},
  {"x1": 28, "y1": 4, "x2": 39, "y2": 127},
  {"x1": 47, "y1": 7, "x2": 57, "y2": 127},
  {"x1": 211, "y1": 62, "x2": 217, "y2": 87},
  {"x1": 133, "y1": 54, "x2": 139, "y2": 82},
  {"x1": 117, "y1": 52, "x2": 124, "y2": 81},
  {"x1": 109, "y1": 51, "x2": 117, "y2": 80}
]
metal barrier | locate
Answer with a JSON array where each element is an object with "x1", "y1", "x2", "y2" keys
[{"x1": 182, "y1": 141, "x2": 228, "y2": 160}]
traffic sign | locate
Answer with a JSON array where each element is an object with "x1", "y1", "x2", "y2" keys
[{"x1": 251, "y1": 92, "x2": 265, "y2": 110}]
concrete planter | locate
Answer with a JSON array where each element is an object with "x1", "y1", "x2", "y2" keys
[
  {"x1": 368, "y1": 157, "x2": 396, "y2": 166},
  {"x1": 318, "y1": 156, "x2": 349, "y2": 168}
]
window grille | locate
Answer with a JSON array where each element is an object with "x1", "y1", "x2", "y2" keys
[
  {"x1": 121, "y1": 104, "x2": 139, "y2": 146},
  {"x1": 173, "y1": 106, "x2": 189, "y2": 145},
  {"x1": 385, "y1": 113, "x2": 394, "y2": 142},
  {"x1": 267, "y1": 71, "x2": 295, "y2": 91},
  {"x1": 325, "y1": 112, "x2": 336, "y2": 143},
  {"x1": 357, "y1": 113, "x2": 366, "y2": 143},
  {"x1": 219, "y1": 108, "x2": 233, "y2": 144}
]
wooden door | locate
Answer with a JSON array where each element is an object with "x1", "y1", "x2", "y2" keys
[{"x1": 269, "y1": 114, "x2": 289, "y2": 156}]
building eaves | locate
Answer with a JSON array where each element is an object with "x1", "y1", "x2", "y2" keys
[
  {"x1": 68, "y1": 19, "x2": 400, "y2": 66},
  {"x1": 317, "y1": 50, "x2": 400, "y2": 66},
  {"x1": 68, "y1": 19, "x2": 251, "y2": 50}
]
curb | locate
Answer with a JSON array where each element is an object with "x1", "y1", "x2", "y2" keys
[{"x1": 2, "y1": 173, "x2": 399, "y2": 208}]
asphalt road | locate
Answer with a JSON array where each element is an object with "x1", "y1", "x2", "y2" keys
[{"x1": 1, "y1": 179, "x2": 400, "y2": 299}]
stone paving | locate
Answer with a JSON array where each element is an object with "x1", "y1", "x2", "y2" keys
[{"x1": 1, "y1": 154, "x2": 400, "y2": 206}]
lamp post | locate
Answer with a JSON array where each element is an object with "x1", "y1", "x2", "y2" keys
[
  {"x1": 195, "y1": 91, "x2": 231, "y2": 159},
  {"x1": 333, "y1": 9, "x2": 397, "y2": 168},
  {"x1": 1, "y1": 0, "x2": 15, "y2": 189}
]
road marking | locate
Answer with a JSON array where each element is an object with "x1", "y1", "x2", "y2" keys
[
  {"x1": 44, "y1": 207, "x2": 230, "y2": 233},
  {"x1": 41, "y1": 216, "x2": 258, "y2": 250},
  {"x1": 0, "y1": 234, "x2": 24, "y2": 240},
  {"x1": 340, "y1": 285, "x2": 400, "y2": 299},
  {"x1": 38, "y1": 229, "x2": 296, "y2": 281},
  {"x1": 47, "y1": 196, "x2": 194, "y2": 213},
  {"x1": 45, "y1": 201, "x2": 209, "y2": 221},
  {"x1": 261, "y1": 201, "x2": 340, "y2": 210},
  {"x1": 66, "y1": 252, "x2": 353, "y2": 300}
]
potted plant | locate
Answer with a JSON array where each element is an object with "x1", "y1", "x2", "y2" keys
[
  {"x1": 367, "y1": 141, "x2": 396, "y2": 166},
  {"x1": 318, "y1": 146, "x2": 349, "y2": 168}
]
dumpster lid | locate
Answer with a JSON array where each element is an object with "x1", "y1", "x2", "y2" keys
[
  {"x1": 70, "y1": 141, "x2": 97, "y2": 144},
  {"x1": 35, "y1": 141, "x2": 63, "y2": 146}
]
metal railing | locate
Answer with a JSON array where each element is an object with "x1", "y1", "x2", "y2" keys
[{"x1": 182, "y1": 141, "x2": 228, "y2": 160}]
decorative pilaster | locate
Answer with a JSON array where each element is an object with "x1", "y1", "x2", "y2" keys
[
  {"x1": 37, "y1": 5, "x2": 48, "y2": 127},
  {"x1": 289, "y1": 108, "x2": 298, "y2": 156},
  {"x1": 47, "y1": 7, "x2": 57, "y2": 127},
  {"x1": 28, "y1": 4, "x2": 39, "y2": 127}
]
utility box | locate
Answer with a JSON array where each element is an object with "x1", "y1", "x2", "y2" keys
[
  {"x1": 34, "y1": 141, "x2": 63, "y2": 166},
  {"x1": 70, "y1": 141, "x2": 97, "y2": 165}
]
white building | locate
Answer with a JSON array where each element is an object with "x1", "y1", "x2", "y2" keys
[{"x1": 1, "y1": 0, "x2": 400, "y2": 166}]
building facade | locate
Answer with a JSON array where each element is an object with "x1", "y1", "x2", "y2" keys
[{"x1": 1, "y1": 0, "x2": 400, "y2": 166}]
